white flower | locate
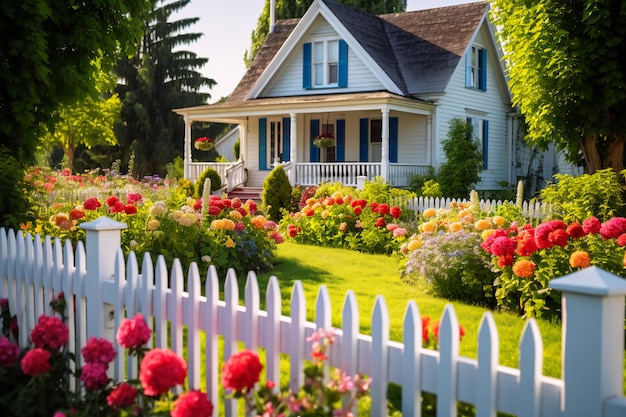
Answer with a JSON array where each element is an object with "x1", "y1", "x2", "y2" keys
[
  {"x1": 201, "y1": 255, "x2": 212, "y2": 263},
  {"x1": 150, "y1": 201, "x2": 167, "y2": 216},
  {"x1": 129, "y1": 240, "x2": 137, "y2": 249}
]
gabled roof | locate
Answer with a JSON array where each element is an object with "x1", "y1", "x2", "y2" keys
[{"x1": 225, "y1": 0, "x2": 489, "y2": 104}]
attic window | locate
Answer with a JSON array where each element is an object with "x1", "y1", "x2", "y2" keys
[
  {"x1": 466, "y1": 46, "x2": 487, "y2": 91},
  {"x1": 303, "y1": 40, "x2": 348, "y2": 89}
]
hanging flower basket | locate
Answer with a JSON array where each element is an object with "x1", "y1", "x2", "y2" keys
[
  {"x1": 313, "y1": 133, "x2": 335, "y2": 148},
  {"x1": 194, "y1": 137, "x2": 214, "y2": 151}
]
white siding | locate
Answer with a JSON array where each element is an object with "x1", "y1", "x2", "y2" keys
[
  {"x1": 396, "y1": 113, "x2": 429, "y2": 165},
  {"x1": 261, "y1": 16, "x2": 385, "y2": 98},
  {"x1": 435, "y1": 24, "x2": 513, "y2": 191}
]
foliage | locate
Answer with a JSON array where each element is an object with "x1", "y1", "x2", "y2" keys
[
  {"x1": 402, "y1": 230, "x2": 497, "y2": 308},
  {"x1": 539, "y1": 169, "x2": 625, "y2": 223},
  {"x1": 437, "y1": 118, "x2": 483, "y2": 199},
  {"x1": 490, "y1": 0, "x2": 626, "y2": 173},
  {"x1": 166, "y1": 156, "x2": 185, "y2": 180},
  {"x1": 114, "y1": 0, "x2": 215, "y2": 177},
  {"x1": 244, "y1": 0, "x2": 407, "y2": 68},
  {"x1": 194, "y1": 167, "x2": 222, "y2": 198},
  {"x1": 233, "y1": 137, "x2": 241, "y2": 161},
  {"x1": 225, "y1": 329, "x2": 370, "y2": 417},
  {"x1": 261, "y1": 165, "x2": 293, "y2": 221},
  {"x1": 359, "y1": 176, "x2": 416, "y2": 209},
  {"x1": 407, "y1": 166, "x2": 439, "y2": 196},
  {"x1": 421, "y1": 180, "x2": 443, "y2": 198},
  {"x1": 0, "y1": 146, "x2": 32, "y2": 228},
  {"x1": 42, "y1": 66, "x2": 121, "y2": 172},
  {"x1": 481, "y1": 217, "x2": 626, "y2": 320}
]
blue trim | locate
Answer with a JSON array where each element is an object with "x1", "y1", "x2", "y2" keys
[
  {"x1": 465, "y1": 50, "x2": 472, "y2": 88},
  {"x1": 389, "y1": 117, "x2": 398, "y2": 163},
  {"x1": 482, "y1": 119, "x2": 489, "y2": 169},
  {"x1": 338, "y1": 40, "x2": 348, "y2": 88},
  {"x1": 303, "y1": 43, "x2": 312, "y2": 89},
  {"x1": 310, "y1": 119, "x2": 320, "y2": 162},
  {"x1": 336, "y1": 119, "x2": 345, "y2": 161},
  {"x1": 480, "y1": 48, "x2": 487, "y2": 91},
  {"x1": 259, "y1": 118, "x2": 267, "y2": 170},
  {"x1": 282, "y1": 118, "x2": 291, "y2": 162},
  {"x1": 359, "y1": 118, "x2": 369, "y2": 162}
]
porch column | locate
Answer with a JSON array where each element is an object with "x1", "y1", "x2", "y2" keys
[
  {"x1": 290, "y1": 112, "x2": 297, "y2": 185},
  {"x1": 238, "y1": 124, "x2": 245, "y2": 161},
  {"x1": 184, "y1": 115, "x2": 192, "y2": 180},
  {"x1": 426, "y1": 114, "x2": 433, "y2": 165},
  {"x1": 381, "y1": 106, "x2": 390, "y2": 182}
]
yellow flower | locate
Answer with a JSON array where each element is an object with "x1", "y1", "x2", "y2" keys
[
  {"x1": 225, "y1": 237, "x2": 235, "y2": 248},
  {"x1": 332, "y1": 191, "x2": 343, "y2": 200},
  {"x1": 407, "y1": 239, "x2": 422, "y2": 251},
  {"x1": 306, "y1": 198, "x2": 317, "y2": 206},
  {"x1": 492, "y1": 215, "x2": 505, "y2": 226},
  {"x1": 448, "y1": 222, "x2": 463, "y2": 232},
  {"x1": 211, "y1": 218, "x2": 236, "y2": 230},
  {"x1": 421, "y1": 222, "x2": 436, "y2": 233},
  {"x1": 229, "y1": 210, "x2": 243, "y2": 220},
  {"x1": 321, "y1": 210, "x2": 329, "y2": 219},
  {"x1": 423, "y1": 208, "x2": 436, "y2": 217},
  {"x1": 146, "y1": 220, "x2": 160, "y2": 231},
  {"x1": 459, "y1": 209, "x2": 473, "y2": 222},
  {"x1": 474, "y1": 219, "x2": 491, "y2": 231},
  {"x1": 481, "y1": 229, "x2": 495, "y2": 240}
]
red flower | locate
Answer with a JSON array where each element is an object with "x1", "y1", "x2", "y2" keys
[
  {"x1": 235, "y1": 221, "x2": 245, "y2": 232},
  {"x1": 193, "y1": 200, "x2": 202, "y2": 210},
  {"x1": 534, "y1": 220, "x2": 566, "y2": 249},
  {"x1": 124, "y1": 204, "x2": 138, "y2": 215},
  {"x1": 221, "y1": 350, "x2": 263, "y2": 392},
  {"x1": 421, "y1": 316, "x2": 431, "y2": 343},
  {"x1": 107, "y1": 382, "x2": 138, "y2": 408},
  {"x1": 375, "y1": 217, "x2": 386, "y2": 227},
  {"x1": 69, "y1": 208, "x2": 85, "y2": 220},
  {"x1": 82, "y1": 337, "x2": 116, "y2": 365},
  {"x1": 30, "y1": 315, "x2": 69, "y2": 350},
  {"x1": 208, "y1": 206, "x2": 221, "y2": 216},
  {"x1": 0, "y1": 336, "x2": 20, "y2": 367},
  {"x1": 80, "y1": 362, "x2": 109, "y2": 390},
  {"x1": 117, "y1": 313, "x2": 152, "y2": 349},
  {"x1": 140, "y1": 348, "x2": 187, "y2": 396},
  {"x1": 246, "y1": 199, "x2": 257, "y2": 214},
  {"x1": 516, "y1": 228, "x2": 537, "y2": 256},
  {"x1": 110, "y1": 201, "x2": 126, "y2": 213},
  {"x1": 390, "y1": 206, "x2": 401, "y2": 219},
  {"x1": 126, "y1": 193, "x2": 143, "y2": 204},
  {"x1": 376, "y1": 204, "x2": 390, "y2": 215},
  {"x1": 582, "y1": 217, "x2": 601, "y2": 234},
  {"x1": 617, "y1": 233, "x2": 626, "y2": 247},
  {"x1": 566, "y1": 222, "x2": 585, "y2": 239},
  {"x1": 490, "y1": 236, "x2": 516, "y2": 257},
  {"x1": 231, "y1": 198, "x2": 242, "y2": 209},
  {"x1": 353, "y1": 206, "x2": 362, "y2": 216},
  {"x1": 21, "y1": 348, "x2": 51, "y2": 376},
  {"x1": 106, "y1": 196, "x2": 120, "y2": 207},
  {"x1": 599, "y1": 217, "x2": 626, "y2": 240},
  {"x1": 171, "y1": 390, "x2": 213, "y2": 417},
  {"x1": 370, "y1": 202, "x2": 378, "y2": 211},
  {"x1": 498, "y1": 254, "x2": 514, "y2": 267},
  {"x1": 548, "y1": 229, "x2": 569, "y2": 247}
]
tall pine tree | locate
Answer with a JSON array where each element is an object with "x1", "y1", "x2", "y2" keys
[
  {"x1": 115, "y1": 0, "x2": 215, "y2": 177},
  {"x1": 244, "y1": 0, "x2": 406, "y2": 68}
]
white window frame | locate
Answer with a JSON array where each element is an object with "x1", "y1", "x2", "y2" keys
[
  {"x1": 469, "y1": 46, "x2": 483, "y2": 89},
  {"x1": 268, "y1": 119, "x2": 282, "y2": 165},
  {"x1": 312, "y1": 38, "x2": 339, "y2": 87}
]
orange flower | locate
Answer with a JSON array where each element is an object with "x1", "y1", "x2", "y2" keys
[
  {"x1": 569, "y1": 250, "x2": 591, "y2": 268},
  {"x1": 423, "y1": 208, "x2": 436, "y2": 217},
  {"x1": 448, "y1": 222, "x2": 463, "y2": 232},
  {"x1": 474, "y1": 219, "x2": 491, "y2": 231},
  {"x1": 512, "y1": 259, "x2": 535, "y2": 278}
]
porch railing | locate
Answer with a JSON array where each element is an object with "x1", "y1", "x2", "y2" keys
[
  {"x1": 225, "y1": 160, "x2": 246, "y2": 192},
  {"x1": 187, "y1": 162, "x2": 236, "y2": 185},
  {"x1": 295, "y1": 162, "x2": 381, "y2": 187},
  {"x1": 388, "y1": 164, "x2": 432, "y2": 188}
]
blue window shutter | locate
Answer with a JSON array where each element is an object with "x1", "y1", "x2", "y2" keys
[
  {"x1": 336, "y1": 119, "x2": 345, "y2": 161},
  {"x1": 282, "y1": 117, "x2": 291, "y2": 162},
  {"x1": 259, "y1": 118, "x2": 267, "y2": 170},
  {"x1": 303, "y1": 43, "x2": 312, "y2": 89},
  {"x1": 338, "y1": 40, "x2": 348, "y2": 88},
  {"x1": 359, "y1": 118, "x2": 369, "y2": 162},
  {"x1": 482, "y1": 119, "x2": 489, "y2": 169},
  {"x1": 465, "y1": 50, "x2": 472, "y2": 87},
  {"x1": 310, "y1": 119, "x2": 320, "y2": 162},
  {"x1": 389, "y1": 117, "x2": 398, "y2": 163},
  {"x1": 480, "y1": 48, "x2": 487, "y2": 91}
]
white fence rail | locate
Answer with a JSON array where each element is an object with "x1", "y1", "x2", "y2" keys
[
  {"x1": 2, "y1": 218, "x2": 626, "y2": 417},
  {"x1": 401, "y1": 196, "x2": 552, "y2": 219}
]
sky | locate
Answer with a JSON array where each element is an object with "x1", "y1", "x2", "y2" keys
[{"x1": 172, "y1": 0, "x2": 476, "y2": 103}]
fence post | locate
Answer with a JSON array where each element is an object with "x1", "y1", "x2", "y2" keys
[
  {"x1": 550, "y1": 266, "x2": 626, "y2": 417},
  {"x1": 81, "y1": 217, "x2": 126, "y2": 343}
]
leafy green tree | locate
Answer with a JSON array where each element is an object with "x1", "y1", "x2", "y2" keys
[
  {"x1": 43, "y1": 68, "x2": 121, "y2": 172},
  {"x1": 115, "y1": 0, "x2": 215, "y2": 177},
  {"x1": 491, "y1": 0, "x2": 626, "y2": 174},
  {"x1": 437, "y1": 118, "x2": 483, "y2": 199},
  {"x1": 0, "y1": 0, "x2": 150, "y2": 226},
  {"x1": 245, "y1": 0, "x2": 406, "y2": 68}
]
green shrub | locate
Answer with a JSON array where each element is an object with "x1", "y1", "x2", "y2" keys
[
  {"x1": 437, "y1": 118, "x2": 483, "y2": 198},
  {"x1": 0, "y1": 146, "x2": 31, "y2": 228},
  {"x1": 261, "y1": 165, "x2": 293, "y2": 220},
  {"x1": 421, "y1": 179, "x2": 443, "y2": 198},
  {"x1": 233, "y1": 137, "x2": 240, "y2": 161},
  {"x1": 166, "y1": 156, "x2": 184, "y2": 180},
  {"x1": 402, "y1": 230, "x2": 497, "y2": 308},
  {"x1": 539, "y1": 168, "x2": 625, "y2": 222},
  {"x1": 194, "y1": 168, "x2": 222, "y2": 199},
  {"x1": 407, "y1": 166, "x2": 437, "y2": 195}
]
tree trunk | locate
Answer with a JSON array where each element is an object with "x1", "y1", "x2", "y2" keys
[
  {"x1": 65, "y1": 146, "x2": 75, "y2": 173},
  {"x1": 579, "y1": 133, "x2": 624, "y2": 174}
]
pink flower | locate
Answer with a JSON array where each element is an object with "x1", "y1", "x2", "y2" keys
[
  {"x1": 534, "y1": 220, "x2": 566, "y2": 249},
  {"x1": 30, "y1": 315, "x2": 69, "y2": 350},
  {"x1": 269, "y1": 231, "x2": 284, "y2": 244},
  {"x1": 116, "y1": 313, "x2": 152, "y2": 349},
  {"x1": 490, "y1": 236, "x2": 516, "y2": 257},
  {"x1": 140, "y1": 348, "x2": 187, "y2": 396},
  {"x1": 0, "y1": 298, "x2": 7, "y2": 308},
  {"x1": 80, "y1": 362, "x2": 109, "y2": 390},
  {"x1": 393, "y1": 227, "x2": 407, "y2": 238},
  {"x1": 386, "y1": 223, "x2": 398, "y2": 231},
  {"x1": 582, "y1": 216, "x2": 601, "y2": 234},
  {"x1": 171, "y1": 390, "x2": 214, "y2": 417},
  {"x1": 126, "y1": 193, "x2": 143, "y2": 204},
  {"x1": 21, "y1": 348, "x2": 51, "y2": 376},
  {"x1": 0, "y1": 336, "x2": 20, "y2": 367},
  {"x1": 599, "y1": 217, "x2": 626, "y2": 240},
  {"x1": 107, "y1": 382, "x2": 138, "y2": 408},
  {"x1": 82, "y1": 337, "x2": 116, "y2": 365}
]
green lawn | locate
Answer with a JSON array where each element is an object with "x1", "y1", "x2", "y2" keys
[{"x1": 254, "y1": 242, "x2": 563, "y2": 379}]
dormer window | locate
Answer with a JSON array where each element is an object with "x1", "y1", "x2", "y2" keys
[
  {"x1": 303, "y1": 39, "x2": 348, "y2": 89},
  {"x1": 465, "y1": 46, "x2": 487, "y2": 91}
]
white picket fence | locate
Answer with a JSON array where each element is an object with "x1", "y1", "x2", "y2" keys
[
  {"x1": 2, "y1": 216, "x2": 626, "y2": 417},
  {"x1": 402, "y1": 196, "x2": 552, "y2": 219}
]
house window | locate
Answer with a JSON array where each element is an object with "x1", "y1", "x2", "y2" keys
[
  {"x1": 466, "y1": 46, "x2": 487, "y2": 91},
  {"x1": 268, "y1": 120, "x2": 282, "y2": 165},
  {"x1": 322, "y1": 122, "x2": 336, "y2": 162},
  {"x1": 467, "y1": 117, "x2": 489, "y2": 169},
  {"x1": 370, "y1": 119, "x2": 382, "y2": 162},
  {"x1": 313, "y1": 40, "x2": 338, "y2": 86}
]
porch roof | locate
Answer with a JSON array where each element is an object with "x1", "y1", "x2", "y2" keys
[{"x1": 173, "y1": 91, "x2": 435, "y2": 123}]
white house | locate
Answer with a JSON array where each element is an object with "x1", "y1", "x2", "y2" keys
[{"x1": 175, "y1": 0, "x2": 525, "y2": 192}]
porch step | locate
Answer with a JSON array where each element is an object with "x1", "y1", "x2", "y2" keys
[{"x1": 227, "y1": 187, "x2": 263, "y2": 201}]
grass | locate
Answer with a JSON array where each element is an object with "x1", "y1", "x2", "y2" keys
[{"x1": 251, "y1": 242, "x2": 564, "y2": 379}]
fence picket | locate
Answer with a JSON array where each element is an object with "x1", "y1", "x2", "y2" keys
[
  {"x1": 62, "y1": 239, "x2": 77, "y2": 388},
  {"x1": 341, "y1": 290, "x2": 359, "y2": 411},
  {"x1": 15, "y1": 231, "x2": 26, "y2": 347},
  {"x1": 476, "y1": 313, "x2": 499, "y2": 417},
  {"x1": 402, "y1": 300, "x2": 422, "y2": 417},
  {"x1": 518, "y1": 319, "x2": 543, "y2": 417},
  {"x1": 140, "y1": 253, "x2": 155, "y2": 350},
  {"x1": 371, "y1": 296, "x2": 390, "y2": 417},
  {"x1": 170, "y1": 259, "x2": 185, "y2": 382},
  {"x1": 224, "y1": 268, "x2": 240, "y2": 417},
  {"x1": 23, "y1": 234, "x2": 35, "y2": 333},
  {"x1": 244, "y1": 271, "x2": 260, "y2": 351},
  {"x1": 204, "y1": 265, "x2": 220, "y2": 413},
  {"x1": 125, "y1": 251, "x2": 139, "y2": 380},
  {"x1": 153, "y1": 255, "x2": 168, "y2": 349},
  {"x1": 265, "y1": 275, "x2": 282, "y2": 392},
  {"x1": 289, "y1": 280, "x2": 306, "y2": 392},
  {"x1": 315, "y1": 285, "x2": 332, "y2": 385},
  {"x1": 0, "y1": 228, "x2": 6, "y2": 297},
  {"x1": 113, "y1": 248, "x2": 127, "y2": 381},
  {"x1": 74, "y1": 241, "x2": 87, "y2": 375},
  {"x1": 438, "y1": 304, "x2": 460, "y2": 417},
  {"x1": 186, "y1": 262, "x2": 202, "y2": 390}
]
